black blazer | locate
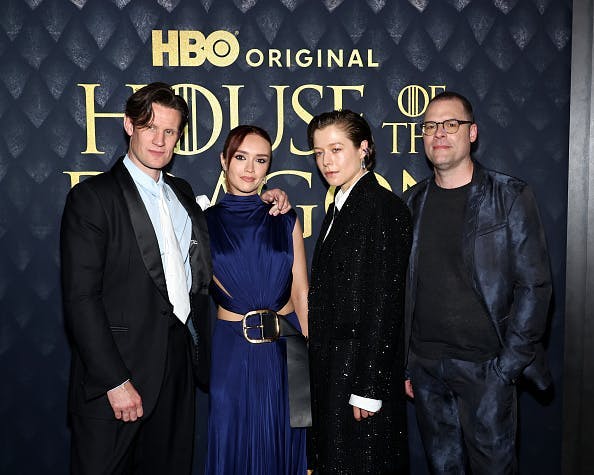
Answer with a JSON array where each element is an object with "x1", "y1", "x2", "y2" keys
[
  {"x1": 308, "y1": 172, "x2": 412, "y2": 472},
  {"x1": 60, "y1": 158, "x2": 212, "y2": 419}
]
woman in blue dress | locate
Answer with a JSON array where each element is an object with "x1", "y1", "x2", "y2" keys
[{"x1": 204, "y1": 125, "x2": 309, "y2": 474}]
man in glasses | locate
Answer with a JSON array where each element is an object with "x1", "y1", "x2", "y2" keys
[{"x1": 403, "y1": 91, "x2": 551, "y2": 473}]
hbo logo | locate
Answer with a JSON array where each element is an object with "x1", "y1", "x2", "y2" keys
[{"x1": 152, "y1": 30, "x2": 240, "y2": 67}]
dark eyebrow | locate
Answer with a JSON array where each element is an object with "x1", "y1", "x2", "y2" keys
[
  {"x1": 235, "y1": 148, "x2": 270, "y2": 158},
  {"x1": 315, "y1": 142, "x2": 344, "y2": 148}
]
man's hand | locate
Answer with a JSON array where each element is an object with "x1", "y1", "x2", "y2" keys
[
  {"x1": 107, "y1": 381, "x2": 143, "y2": 422},
  {"x1": 405, "y1": 379, "x2": 414, "y2": 399},
  {"x1": 353, "y1": 405, "x2": 376, "y2": 421},
  {"x1": 261, "y1": 188, "x2": 291, "y2": 215}
]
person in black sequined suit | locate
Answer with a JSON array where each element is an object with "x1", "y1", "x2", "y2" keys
[{"x1": 306, "y1": 110, "x2": 412, "y2": 474}]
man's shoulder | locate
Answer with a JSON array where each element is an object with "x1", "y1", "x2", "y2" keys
[
  {"x1": 68, "y1": 166, "x2": 119, "y2": 198},
  {"x1": 361, "y1": 178, "x2": 411, "y2": 221},
  {"x1": 167, "y1": 174, "x2": 195, "y2": 198},
  {"x1": 478, "y1": 164, "x2": 529, "y2": 197}
]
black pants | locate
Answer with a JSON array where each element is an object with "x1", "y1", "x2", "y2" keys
[
  {"x1": 70, "y1": 320, "x2": 195, "y2": 475},
  {"x1": 409, "y1": 352, "x2": 517, "y2": 475}
]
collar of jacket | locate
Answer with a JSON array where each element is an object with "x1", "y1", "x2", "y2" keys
[{"x1": 460, "y1": 160, "x2": 487, "y2": 274}]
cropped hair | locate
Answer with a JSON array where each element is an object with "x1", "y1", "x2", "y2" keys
[
  {"x1": 426, "y1": 91, "x2": 474, "y2": 121},
  {"x1": 307, "y1": 109, "x2": 376, "y2": 170},
  {"x1": 222, "y1": 125, "x2": 273, "y2": 168},
  {"x1": 124, "y1": 82, "x2": 189, "y2": 133}
]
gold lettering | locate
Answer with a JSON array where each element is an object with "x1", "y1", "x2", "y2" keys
[
  {"x1": 125, "y1": 84, "x2": 146, "y2": 95},
  {"x1": 327, "y1": 85, "x2": 364, "y2": 111},
  {"x1": 152, "y1": 30, "x2": 179, "y2": 67},
  {"x1": 398, "y1": 85, "x2": 429, "y2": 118},
  {"x1": 347, "y1": 50, "x2": 363, "y2": 68},
  {"x1": 269, "y1": 86, "x2": 290, "y2": 151},
  {"x1": 205, "y1": 31, "x2": 240, "y2": 67},
  {"x1": 324, "y1": 186, "x2": 338, "y2": 211},
  {"x1": 290, "y1": 85, "x2": 323, "y2": 155},
  {"x1": 174, "y1": 84, "x2": 223, "y2": 155},
  {"x1": 381, "y1": 122, "x2": 408, "y2": 154},
  {"x1": 180, "y1": 31, "x2": 206, "y2": 66},
  {"x1": 63, "y1": 171, "x2": 102, "y2": 188},
  {"x1": 245, "y1": 49, "x2": 264, "y2": 67},
  {"x1": 223, "y1": 85, "x2": 243, "y2": 130},
  {"x1": 269, "y1": 49, "x2": 282, "y2": 68},
  {"x1": 374, "y1": 172, "x2": 392, "y2": 192},
  {"x1": 327, "y1": 49, "x2": 343, "y2": 67},
  {"x1": 296, "y1": 49, "x2": 313, "y2": 67},
  {"x1": 367, "y1": 49, "x2": 379, "y2": 67},
  {"x1": 79, "y1": 84, "x2": 124, "y2": 154},
  {"x1": 429, "y1": 85, "x2": 447, "y2": 99},
  {"x1": 296, "y1": 205, "x2": 316, "y2": 238},
  {"x1": 408, "y1": 122, "x2": 423, "y2": 154},
  {"x1": 402, "y1": 169, "x2": 417, "y2": 192},
  {"x1": 381, "y1": 122, "x2": 423, "y2": 154},
  {"x1": 210, "y1": 171, "x2": 227, "y2": 204},
  {"x1": 267, "y1": 170, "x2": 314, "y2": 238}
]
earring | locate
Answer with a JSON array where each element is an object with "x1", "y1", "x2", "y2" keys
[{"x1": 361, "y1": 159, "x2": 366, "y2": 170}]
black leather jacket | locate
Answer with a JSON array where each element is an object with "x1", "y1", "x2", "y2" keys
[{"x1": 404, "y1": 161, "x2": 552, "y2": 389}]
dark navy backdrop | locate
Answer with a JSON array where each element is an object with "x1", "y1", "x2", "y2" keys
[{"x1": 0, "y1": 0, "x2": 570, "y2": 473}]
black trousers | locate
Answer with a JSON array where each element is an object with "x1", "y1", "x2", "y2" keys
[
  {"x1": 70, "y1": 319, "x2": 196, "y2": 475},
  {"x1": 409, "y1": 352, "x2": 517, "y2": 475}
]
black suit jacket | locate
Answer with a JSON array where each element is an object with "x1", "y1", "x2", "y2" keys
[
  {"x1": 308, "y1": 172, "x2": 412, "y2": 472},
  {"x1": 60, "y1": 158, "x2": 212, "y2": 419}
]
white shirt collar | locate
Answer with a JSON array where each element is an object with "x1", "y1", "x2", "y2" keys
[
  {"x1": 334, "y1": 171, "x2": 368, "y2": 211},
  {"x1": 123, "y1": 154, "x2": 164, "y2": 198}
]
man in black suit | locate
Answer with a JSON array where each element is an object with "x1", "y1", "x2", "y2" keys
[{"x1": 61, "y1": 83, "x2": 288, "y2": 474}]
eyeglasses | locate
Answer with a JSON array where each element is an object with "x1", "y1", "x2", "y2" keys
[{"x1": 420, "y1": 119, "x2": 473, "y2": 136}]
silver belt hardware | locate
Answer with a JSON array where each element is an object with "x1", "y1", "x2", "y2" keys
[{"x1": 242, "y1": 309, "x2": 280, "y2": 343}]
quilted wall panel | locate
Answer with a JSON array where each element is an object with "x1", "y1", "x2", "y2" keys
[{"x1": 0, "y1": 0, "x2": 571, "y2": 473}]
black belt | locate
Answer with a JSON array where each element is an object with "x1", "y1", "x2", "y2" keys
[{"x1": 242, "y1": 310, "x2": 312, "y2": 428}]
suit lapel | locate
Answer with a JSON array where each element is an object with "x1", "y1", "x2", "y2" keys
[
  {"x1": 461, "y1": 162, "x2": 486, "y2": 281},
  {"x1": 320, "y1": 173, "x2": 371, "y2": 254},
  {"x1": 164, "y1": 175, "x2": 212, "y2": 295},
  {"x1": 112, "y1": 159, "x2": 169, "y2": 301},
  {"x1": 312, "y1": 202, "x2": 335, "y2": 267},
  {"x1": 408, "y1": 180, "x2": 430, "y2": 303}
]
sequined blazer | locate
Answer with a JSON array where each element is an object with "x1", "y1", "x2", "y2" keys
[{"x1": 308, "y1": 172, "x2": 412, "y2": 473}]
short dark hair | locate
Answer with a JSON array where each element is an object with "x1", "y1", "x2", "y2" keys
[
  {"x1": 426, "y1": 91, "x2": 474, "y2": 121},
  {"x1": 307, "y1": 109, "x2": 376, "y2": 170},
  {"x1": 124, "y1": 82, "x2": 189, "y2": 133},
  {"x1": 222, "y1": 125, "x2": 273, "y2": 169}
]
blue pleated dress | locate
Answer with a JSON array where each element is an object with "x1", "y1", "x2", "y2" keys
[{"x1": 204, "y1": 193, "x2": 306, "y2": 475}]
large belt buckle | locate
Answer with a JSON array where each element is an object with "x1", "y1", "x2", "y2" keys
[{"x1": 242, "y1": 309, "x2": 280, "y2": 343}]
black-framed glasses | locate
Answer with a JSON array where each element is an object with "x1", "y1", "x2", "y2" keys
[{"x1": 420, "y1": 119, "x2": 473, "y2": 136}]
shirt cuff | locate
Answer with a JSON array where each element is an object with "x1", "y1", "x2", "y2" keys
[
  {"x1": 107, "y1": 379, "x2": 130, "y2": 393},
  {"x1": 349, "y1": 394, "x2": 382, "y2": 412}
]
